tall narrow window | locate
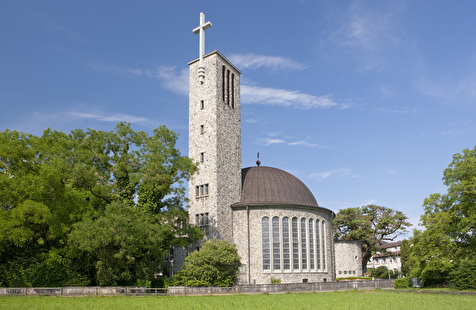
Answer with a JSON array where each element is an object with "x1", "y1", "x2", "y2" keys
[
  {"x1": 309, "y1": 219, "x2": 315, "y2": 270},
  {"x1": 231, "y1": 73, "x2": 235, "y2": 109},
  {"x1": 200, "y1": 100, "x2": 205, "y2": 110},
  {"x1": 200, "y1": 124, "x2": 204, "y2": 134},
  {"x1": 262, "y1": 217, "x2": 270, "y2": 270},
  {"x1": 292, "y1": 217, "x2": 299, "y2": 269},
  {"x1": 200, "y1": 152, "x2": 205, "y2": 163},
  {"x1": 272, "y1": 216, "x2": 280, "y2": 270},
  {"x1": 301, "y1": 218, "x2": 307, "y2": 269},
  {"x1": 322, "y1": 221, "x2": 326, "y2": 269},
  {"x1": 316, "y1": 219, "x2": 321, "y2": 270},
  {"x1": 195, "y1": 186, "x2": 200, "y2": 198},
  {"x1": 222, "y1": 66, "x2": 226, "y2": 102},
  {"x1": 282, "y1": 217, "x2": 290, "y2": 270},
  {"x1": 226, "y1": 70, "x2": 230, "y2": 105}
]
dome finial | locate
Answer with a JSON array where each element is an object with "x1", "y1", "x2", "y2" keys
[{"x1": 256, "y1": 152, "x2": 261, "y2": 167}]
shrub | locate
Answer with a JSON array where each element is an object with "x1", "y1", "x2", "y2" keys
[
  {"x1": 393, "y1": 277, "x2": 411, "y2": 289},
  {"x1": 270, "y1": 277, "x2": 281, "y2": 284},
  {"x1": 448, "y1": 258, "x2": 476, "y2": 290},
  {"x1": 171, "y1": 240, "x2": 241, "y2": 287}
]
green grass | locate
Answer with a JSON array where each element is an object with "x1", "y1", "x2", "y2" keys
[{"x1": 1, "y1": 290, "x2": 475, "y2": 310}]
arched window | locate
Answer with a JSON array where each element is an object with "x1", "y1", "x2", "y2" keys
[
  {"x1": 316, "y1": 219, "x2": 321, "y2": 270},
  {"x1": 292, "y1": 217, "x2": 299, "y2": 270},
  {"x1": 309, "y1": 219, "x2": 314, "y2": 270},
  {"x1": 262, "y1": 217, "x2": 270, "y2": 270},
  {"x1": 272, "y1": 216, "x2": 280, "y2": 270},
  {"x1": 301, "y1": 218, "x2": 307, "y2": 269},
  {"x1": 282, "y1": 217, "x2": 290, "y2": 270}
]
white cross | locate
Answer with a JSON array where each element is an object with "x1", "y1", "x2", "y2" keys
[{"x1": 193, "y1": 12, "x2": 212, "y2": 83}]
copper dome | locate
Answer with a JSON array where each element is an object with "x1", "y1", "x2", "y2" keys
[{"x1": 235, "y1": 166, "x2": 319, "y2": 207}]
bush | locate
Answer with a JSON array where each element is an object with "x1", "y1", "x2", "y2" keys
[
  {"x1": 448, "y1": 258, "x2": 476, "y2": 290},
  {"x1": 270, "y1": 277, "x2": 281, "y2": 284},
  {"x1": 171, "y1": 240, "x2": 241, "y2": 287},
  {"x1": 393, "y1": 277, "x2": 411, "y2": 289},
  {"x1": 368, "y1": 266, "x2": 399, "y2": 279}
]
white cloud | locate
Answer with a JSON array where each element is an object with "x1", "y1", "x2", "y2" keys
[
  {"x1": 152, "y1": 66, "x2": 189, "y2": 95},
  {"x1": 228, "y1": 53, "x2": 307, "y2": 71},
  {"x1": 328, "y1": 1, "x2": 404, "y2": 71},
  {"x1": 288, "y1": 140, "x2": 323, "y2": 148},
  {"x1": 259, "y1": 138, "x2": 286, "y2": 146},
  {"x1": 417, "y1": 72, "x2": 476, "y2": 106},
  {"x1": 309, "y1": 168, "x2": 356, "y2": 179},
  {"x1": 70, "y1": 112, "x2": 149, "y2": 124},
  {"x1": 88, "y1": 63, "x2": 188, "y2": 95},
  {"x1": 242, "y1": 85, "x2": 337, "y2": 109}
]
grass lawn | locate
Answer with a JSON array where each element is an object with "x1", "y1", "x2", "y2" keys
[{"x1": 1, "y1": 290, "x2": 475, "y2": 310}]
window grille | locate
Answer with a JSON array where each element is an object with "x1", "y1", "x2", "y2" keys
[{"x1": 262, "y1": 217, "x2": 270, "y2": 270}]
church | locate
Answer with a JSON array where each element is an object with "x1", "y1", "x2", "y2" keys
[{"x1": 172, "y1": 13, "x2": 361, "y2": 285}]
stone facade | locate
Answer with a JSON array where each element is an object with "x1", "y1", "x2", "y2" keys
[
  {"x1": 232, "y1": 205, "x2": 335, "y2": 284},
  {"x1": 182, "y1": 43, "x2": 358, "y2": 285},
  {"x1": 334, "y1": 240, "x2": 363, "y2": 277},
  {"x1": 188, "y1": 51, "x2": 241, "y2": 243}
]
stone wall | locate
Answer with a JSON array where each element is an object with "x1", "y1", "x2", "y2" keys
[
  {"x1": 168, "y1": 279, "x2": 394, "y2": 295},
  {"x1": 0, "y1": 287, "x2": 165, "y2": 296},
  {"x1": 334, "y1": 240, "x2": 363, "y2": 277},
  {"x1": 188, "y1": 51, "x2": 241, "y2": 243},
  {"x1": 0, "y1": 281, "x2": 393, "y2": 296},
  {"x1": 232, "y1": 205, "x2": 335, "y2": 285}
]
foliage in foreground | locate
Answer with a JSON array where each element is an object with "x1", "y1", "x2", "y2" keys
[
  {"x1": 333, "y1": 204, "x2": 411, "y2": 272},
  {"x1": 0, "y1": 123, "x2": 203, "y2": 287},
  {"x1": 367, "y1": 266, "x2": 398, "y2": 279},
  {"x1": 401, "y1": 145, "x2": 476, "y2": 287},
  {"x1": 171, "y1": 240, "x2": 241, "y2": 287},
  {"x1": 448, "y1": 257, "x2": 476, "y2": 290},
  {"x1": 393, "y1": 277, "x2": 411, "y2": 289}
]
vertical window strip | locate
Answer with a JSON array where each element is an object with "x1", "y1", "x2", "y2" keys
[
  {"x1": 316, "y1": 219, "x2": 321, "y2": 270},
  {"x1": 301, "y1": 218, "x2": 307, "y2": 270},
  {"x1": 309, "y1": 219, "x2": 314, "y2": 270},
  {"x1": 282, "y1": 217, "x2": 290, "y2": 270},
  {"x1": 226, "y1": 70, "x2": 230, "y2": 105},
  {"x1": 322, "y1": 221, "x2": 326, "y2": 270},
  {"x1": 262, "y1": 217, "x2": 270, "y2": 270},
  {"x1": 292, "y1": 217, "x2": 299, "y2": 270},
  {"x1": 272, "y1": 216, "x2": 280, "y2": 270},
  {"x1": 231, "y1": 73, "x2": 235, "y2": 109},
  {"x1": 222, "y1": 66, "x2": 225, "y2": 102}
]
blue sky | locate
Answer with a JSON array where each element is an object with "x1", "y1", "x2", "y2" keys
[{"x1": 2, "y1": 1, "x2": 476, "y2": 236}]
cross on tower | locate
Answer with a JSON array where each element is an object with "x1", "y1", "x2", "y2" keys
[{"x1": 193, "y1": 12, "x2": 212, "y2": 84}]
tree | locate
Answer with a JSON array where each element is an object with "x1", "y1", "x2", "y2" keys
[
  {"x1": 401, "y1": 195, "x2": 460, "y2": 285},
  {"x1": 0, "y1": 123, "x2": 202, "y2": 286},
  {"x1": 333, "y1": 205, "x2": 411, "y2": 272},
  {"x1": 401, "y1": 145, "x2": 476, "y2": 286},
  {"x1": 172, "y1": 240, "x2": 241, "y2": 287}
]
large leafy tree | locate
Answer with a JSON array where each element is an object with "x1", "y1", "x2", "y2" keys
[
  {"x1": 333, "y1": 205, "x2": 411, "y2": 272},
  {"x1": 171, "y1": 240, "x2": 241, "y2": 287},
  {"x1": 0, "y1": 123, "x2": 202, "y2": 287},
  {"x1": 402, "y1": 145, "x2": 476, "y2": 286}
]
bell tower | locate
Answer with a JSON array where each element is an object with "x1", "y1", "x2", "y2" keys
[{"x1": 188, "y1": 13, "x2": 242, "y2": 243}]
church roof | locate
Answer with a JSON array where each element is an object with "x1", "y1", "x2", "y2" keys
[{"x1": 234, "y1": 166, "x2": 319, "y2": 208}]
